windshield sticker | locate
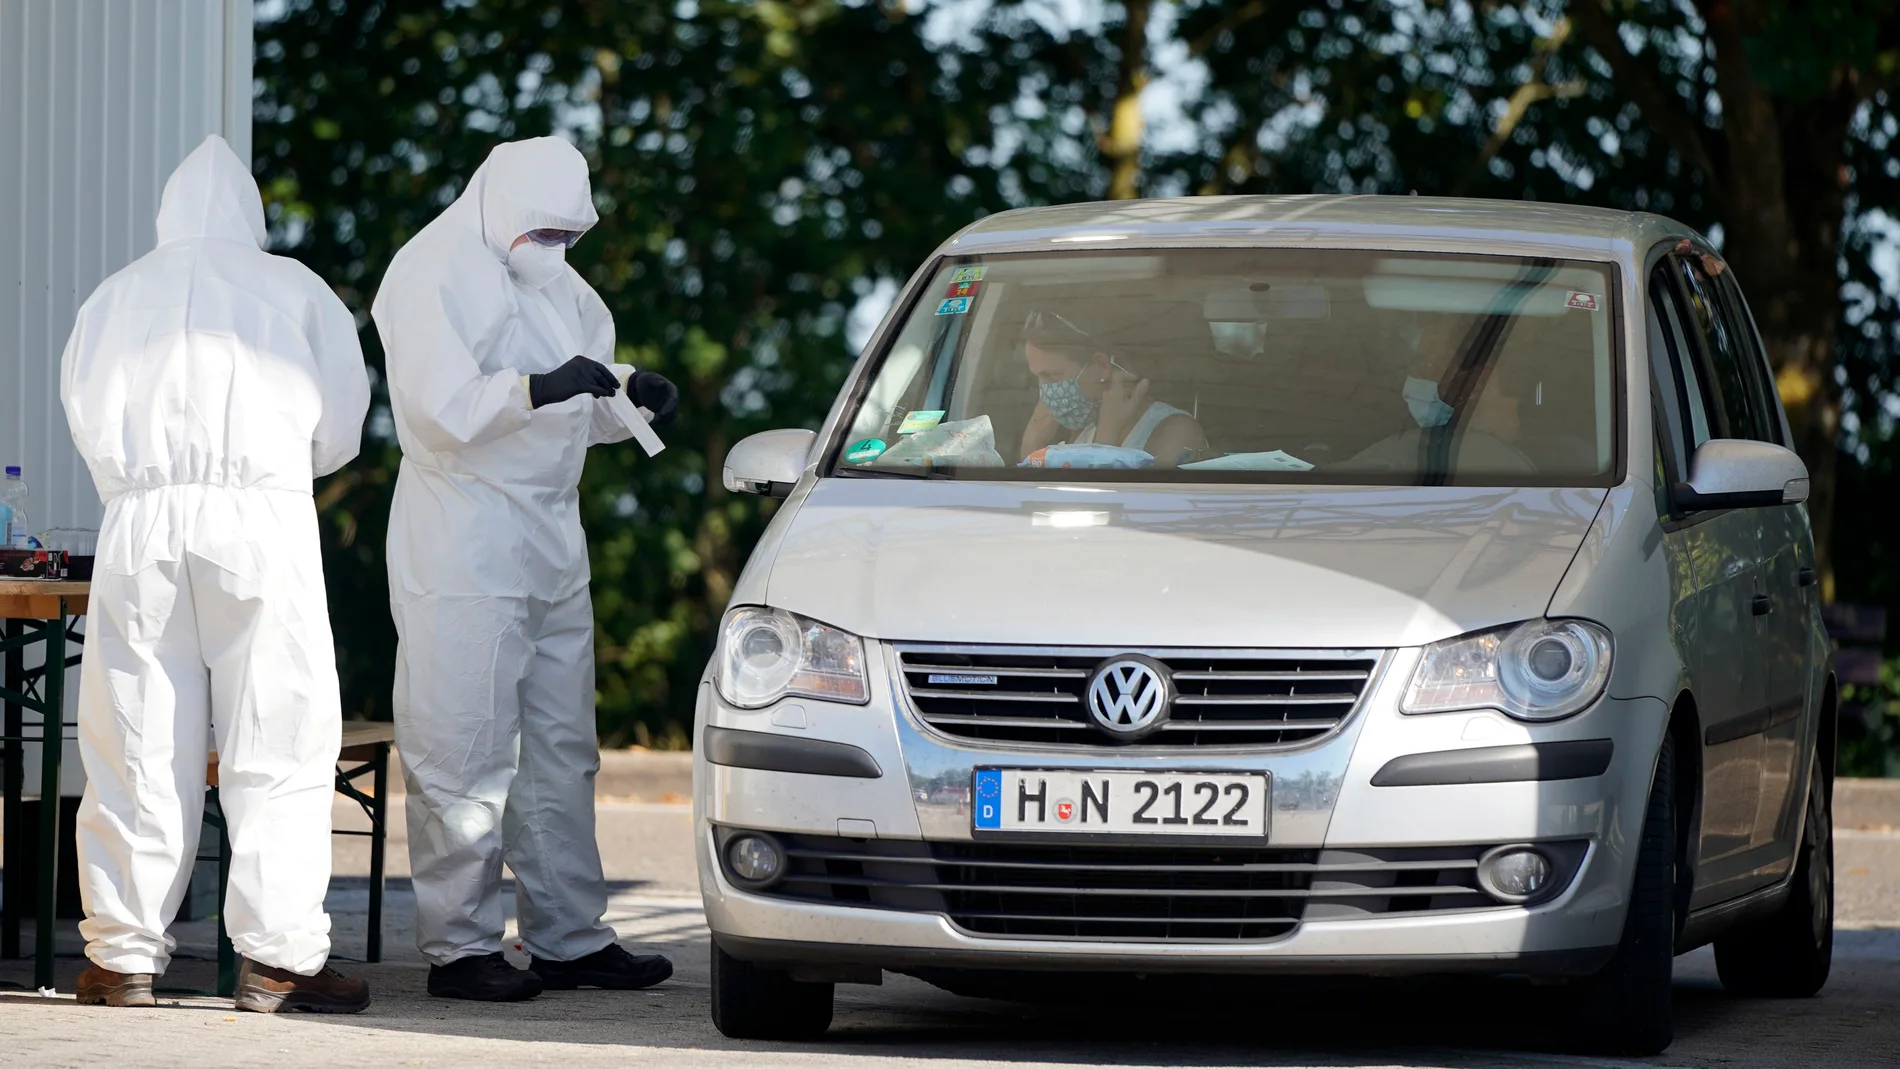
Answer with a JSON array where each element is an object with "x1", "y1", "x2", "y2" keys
[
  {"x1": 945, "y1": 278, "x2": 982, "y2": 299},
  {"x1": 1565, "y1": 291, "x2": 1601, "y2": 311},
  {"x1": 844, "y1": 438, "x2": 888, "y2": 464},
  {"x1": 897, "y1": 410, "x2": 946, "y2": 435},
  {"x1": 935, "y1": 296, "x2": 973, "y2": 316},
  {"x1": 950, "y1": 266, "x2": 986, "y2": 285}
]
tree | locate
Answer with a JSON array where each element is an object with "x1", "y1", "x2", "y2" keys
[
  {"x1": 255, "y1": 0, "x2": 1030, "y2": 740},
  {"x1": 1565, "y1": 0, "x2": 1900, "y2": 596},
  {"x1": 1150, "y1": 0, "x2": 1899, "y2": 595},
  {"x1": 255, "y1": 0, "x2": 1900, "y2": 744}
]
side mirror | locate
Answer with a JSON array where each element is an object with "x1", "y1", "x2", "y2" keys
[
  {"x1": 723, "y1": 429, "x2": 816, "y2": 498},
  {"x1": 1673, "y1": 439, "x2": 1809, "y2": 511}
]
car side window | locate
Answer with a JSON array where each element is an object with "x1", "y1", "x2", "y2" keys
[
  {"x1": 1647, "y1": 265, "x2": 1713, "y2": 461},
  {"x1": 1671, "y1": 252, "x2": 1767, "y2": 442},
  {"x1": 1709, "y1": 265, "x2": 1787, "y2": 446}
]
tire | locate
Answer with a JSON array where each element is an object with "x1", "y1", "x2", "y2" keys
[
  {"x1": 1569, "y1": 731, "x2": 1678, "y2": 1056},
  {"x1": 1713, "y1": 748, "x2": 1834, "y2": 997},
  {"x1": 709, "y1": 943, "x2": 834, "y2": 1040}
]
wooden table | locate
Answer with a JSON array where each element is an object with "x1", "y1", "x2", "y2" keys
[
  {"x1": 0, "y1": 580, "x2": 86, "y2": 992},
  {"x1": 334, "y1": 720, "x2": 396, "y2": 967}
]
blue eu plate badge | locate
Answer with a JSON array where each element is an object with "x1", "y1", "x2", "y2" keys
[{"x1": 973, "y1": 769, "x2": 1002, "y2": 829}]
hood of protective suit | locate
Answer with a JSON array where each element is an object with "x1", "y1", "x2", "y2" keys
[
  {"x1": 372, "y1": 135, "x2": 625, "y2": 603},
  {"x1": 61, "y1": 132, "x2": 369, "y2": 502},
  {"x1": 155, "y1": 135, "x2": 267, "y2": 248},
  {"x1": 465, "y1": 137, "x2": 598, "y2": 260}
]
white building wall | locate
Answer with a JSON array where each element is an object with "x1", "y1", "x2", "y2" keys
[
  {"x1": 1, "y1": 0, "x2": 252, "y2": 794},
  {"x1": 1, "y1": 0, "x2": 254, "y2": 532}
]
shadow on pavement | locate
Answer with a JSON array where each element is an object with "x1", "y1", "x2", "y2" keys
[
  {"x1": 167, "y1": 942, "x2": 1879, "y2": 1068},
  {"x1": 6, "y1": 918, "x2": 1896, "y2": 1067}
]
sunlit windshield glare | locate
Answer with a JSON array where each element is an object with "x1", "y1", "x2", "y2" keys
[{"x1": 832, "y1": 249, "x2": 1617, "y2": 486}]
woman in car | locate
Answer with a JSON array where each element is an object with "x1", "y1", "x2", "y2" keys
[{"x1": 1016, "y1": 309, "x2": 1208, "y2": 467}]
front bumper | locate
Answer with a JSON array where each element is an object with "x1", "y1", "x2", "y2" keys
[{"x1": 694, "y1": 644, "x2": 1669, "y2": 976}]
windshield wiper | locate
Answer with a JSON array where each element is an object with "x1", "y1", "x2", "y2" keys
[{"x1": 834, "y1": 466, "x2": 956, "y2": 480}]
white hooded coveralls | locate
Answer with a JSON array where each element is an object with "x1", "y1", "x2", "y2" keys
[
  {"x1": 60, "y1": 135, "x2": 371, "y2": 976},
  {"x1": 371, "y1": 137, "x2": 633, "y2": 967}
]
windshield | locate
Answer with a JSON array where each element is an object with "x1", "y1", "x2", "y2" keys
[{"x1": 831, "y1": 249, "x2": 1619, "y2": 486}]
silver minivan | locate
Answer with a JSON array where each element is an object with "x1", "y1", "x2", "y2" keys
[{"x1": 693, "y1": 197, "x2": 1835, "y2": 1055}]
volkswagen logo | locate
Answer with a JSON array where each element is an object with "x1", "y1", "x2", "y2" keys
[{"x1": 1087, "y1": 656, "x2": 1172, "y2": 740}]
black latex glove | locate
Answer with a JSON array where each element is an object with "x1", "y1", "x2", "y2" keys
[
  {"x1": 529, "y1": 356, "x2": 619, "y2": 409},
  {"x1": 631, "y1": 370, "x2": 680, "y2": 428}
]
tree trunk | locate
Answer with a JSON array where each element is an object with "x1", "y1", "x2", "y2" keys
[
  {"x1": 1697, "y1": 1, "x2": 1860, "y2": 594},
  {"x1": 1102, "y1": 0, "x2": 1151, "y2": 200}
]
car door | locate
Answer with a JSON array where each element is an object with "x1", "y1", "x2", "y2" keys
[
  {"x1": 1646, "y1": 256, "x2": 1770, "y2": 904},
  {"x1": 1696, "y1": 257, "x2": 1815, "y2": 860}
]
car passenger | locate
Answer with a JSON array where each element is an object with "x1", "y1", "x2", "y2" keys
[
  {"x1": 1016, "y1": 310, "x2": 1209, "y2": 466},
  {"x1": 1337, "y1": 313, "x2": 1542, "y2": 475}
]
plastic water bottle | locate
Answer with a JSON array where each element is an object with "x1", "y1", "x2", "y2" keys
[{"x1": 2, "y1": 466, "x2": 31, "y2": 548}]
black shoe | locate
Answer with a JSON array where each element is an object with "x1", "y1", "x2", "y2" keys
[
  {"x1": 530, "y1": 943, "x2": 673, "y2": 991},
  {"x1": 428, "y1": 952, "x2": 545, "y2": 1002}
]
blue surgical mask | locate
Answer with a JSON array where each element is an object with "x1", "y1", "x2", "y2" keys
[
  {"x1": 1403, "y1": 376, "x2": 1455, "y2": 428},
  {"x1": 1039, "y1": 366, "x2": 1100, "y2": 431}
]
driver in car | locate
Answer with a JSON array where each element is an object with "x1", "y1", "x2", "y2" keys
[{"x1": 1016, "y1": 309, "x2": 1208, "y2": 467}]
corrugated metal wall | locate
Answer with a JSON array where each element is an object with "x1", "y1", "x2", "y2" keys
[
  {"x1": 1, "y1": 0, "x2": 253, "y2": 533},
  {"x1": 1, "y1": 0, "x2": 251, "y2": 795}
]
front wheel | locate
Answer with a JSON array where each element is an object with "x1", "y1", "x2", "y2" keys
[
  {"x1": 709, "y1": 943, "x2": 834, "y2": 1040},
  {"x1": 1713, "y1": 748, "x2": 1833, "y2": 997},
  {"x1": 1567, "y1": 731, "x2": 1679, "y2": 1056}
]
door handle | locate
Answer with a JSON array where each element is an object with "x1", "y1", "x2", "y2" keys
[
  {"x1": 1752, "y1": 594, "x2": 1773, "y2": 616},
  {"x1": 1797, "y1": 567, "x2": 1816, "y2": 587}
]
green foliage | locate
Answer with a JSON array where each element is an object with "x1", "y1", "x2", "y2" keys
[
  {"x1": 259, "y1": 0, "x2": 1900, "y2": 757},
  {"x1": 1841, "y1": 656, "x2": 1900, "y2": 776},
  {"x1": 1742, "y1": 1, "x2": 1900, "y2": 100},
  {"x1": 256, "y1": 0, "x2": 1031, "y2": 741}
]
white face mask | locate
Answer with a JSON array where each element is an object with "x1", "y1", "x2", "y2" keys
[
  {"x1": 507, "y1": 242, "x2": 566, "y2": 289},
  {"x1": 1403, "y1": 375, "x2": 1456, "y2": 428}
]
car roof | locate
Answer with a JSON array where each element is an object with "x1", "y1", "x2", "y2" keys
[{"x1": 936, "y1": 194, "x2": 1698, "y2": 262}]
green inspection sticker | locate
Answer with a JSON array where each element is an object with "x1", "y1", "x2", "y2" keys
[
  {"x1": 950, "y1": 266, "x2": 986, "y2": 284},
  {"x1": 845, "y1": 438, "x2": 888, "y2": 464}
]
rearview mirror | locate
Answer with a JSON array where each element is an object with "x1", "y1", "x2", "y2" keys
[
  {"x1": 723, "y1": 429, "x2": 815, "y2": 498},
  {"x1": 1673, "y1": 439, "x2": 1809, "y2": 511}
]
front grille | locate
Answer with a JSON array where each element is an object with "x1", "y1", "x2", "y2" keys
[
  {"x1": 730, "y1": 832, "x2": 1511, "y2": 942},
  {"x1": 897, "y1": 646, "x2": 1380, "y2": 748}
]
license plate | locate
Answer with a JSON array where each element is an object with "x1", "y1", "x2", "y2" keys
[{"x1": 972, "y1": 769, "x2": 1269, "y2": 837}]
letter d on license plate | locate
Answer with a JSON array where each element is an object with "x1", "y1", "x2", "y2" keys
[{"x1": 973, "y1": 769, "x2": 1269, "y2": 837}]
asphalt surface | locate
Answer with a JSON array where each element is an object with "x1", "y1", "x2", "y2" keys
[{"x1": 3, "y1": 762, "x2": 1898, "y2": 1068}]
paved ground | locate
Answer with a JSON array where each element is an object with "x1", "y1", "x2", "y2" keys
[{"x1": 3, "y1": 758, "x2": 1898, "y2": 1068}]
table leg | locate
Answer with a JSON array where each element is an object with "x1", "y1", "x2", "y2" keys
[
  {"x1": 368, "y1": 741, "x2": 388, "y2": 964},
  {"x1": 3, "y1": 619, "x2": 22, "y2": 960},
  {"x1": 35, "y1": 609, "x2": 66, "y2": 991},
  {"x1": 201, "y1": 787, "x2": 236, "y2": 998}
]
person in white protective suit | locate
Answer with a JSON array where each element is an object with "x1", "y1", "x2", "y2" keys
[
  {"x1": 372, "y1": 136, "x2": 679, "y2": 1003},
  {"x1": 59, "y1": 135, "x2": 372, "y2": 1013}
]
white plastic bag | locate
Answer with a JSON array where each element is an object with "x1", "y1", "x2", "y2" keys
[{"x1": 877, "y1": 415, "x2": 1005, "y2": 468}]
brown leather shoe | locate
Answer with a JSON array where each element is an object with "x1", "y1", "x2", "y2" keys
[
  {"x1": 76, "y1": 965, "x2": 156, "y2": 1007},
  {"x1": 234, "y1": 957, "x2": 370, "y2": 1014}
]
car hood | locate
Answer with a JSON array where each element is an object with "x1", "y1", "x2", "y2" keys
[{"x1": 759, "y1": 478, "x2": 1608, "y2": 650}]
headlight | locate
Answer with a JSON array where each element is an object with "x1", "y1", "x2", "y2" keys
[
  {"x1": 716, "y1": 606, "x2": 869, "y2": 708},
  {"x1": 1402, "y1": 619, "x2": 1612, "y2": 721}
]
